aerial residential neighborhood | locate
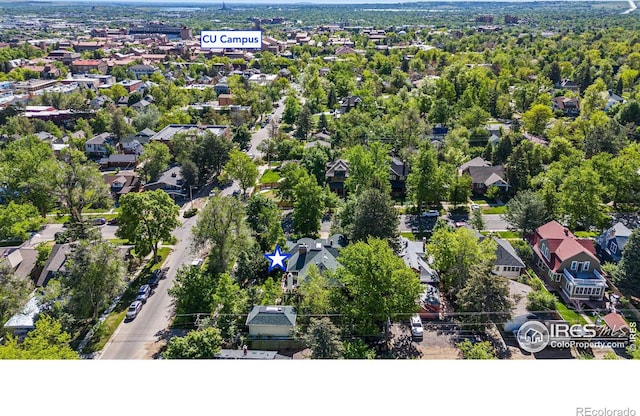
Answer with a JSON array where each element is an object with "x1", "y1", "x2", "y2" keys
[{"x1": 0, "y1": 0, "x2": 639, "y2": 370}]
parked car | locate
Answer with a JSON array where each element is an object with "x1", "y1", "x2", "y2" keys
[
  {"x1": 410, "y1": 314, "x2": 424, "y2": 340},
  {"x1": 470, "y1": 203, "x2": 480, "y2": 211},
  {"x1": 191, "y1": 258, "x2": 203, "y2": 268},
  {"x1": 92, "y1": 217, "x2": 106, "y2": 226},
  {"x1": 147, "y1": 268, "x2": 167, "y2": 288},
  {"x1": 107, "y1": 217, "x2": 118, "y2": 225},
  {"x1": 421, "y1": 210, "x2": 439, "y2": 218},
  {"x1": 125, "y1": 300, "x2": 143, "y2": 321},
  {"x1": 232, "y1": 190, "x2": 241, "y2": 197},
  {"x1": 136, "y1": 284, "x2": 151, "y2": 303}
]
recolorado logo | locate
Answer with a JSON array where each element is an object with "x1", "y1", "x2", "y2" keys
[{"x1": 200, "y1": 30, "x2": 262, "y2": 49}]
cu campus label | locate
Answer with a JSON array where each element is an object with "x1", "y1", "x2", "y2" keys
[{"x1": 200, "y1": 30, "x2": 262, "y2": 49}]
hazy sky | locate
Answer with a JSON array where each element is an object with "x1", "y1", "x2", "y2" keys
[{"x1": 29, "y1": 0, "x2": 618, "y2": 3}]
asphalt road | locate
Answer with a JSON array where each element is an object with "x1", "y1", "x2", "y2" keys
[
  {"x1": 398, "y1": 213, "x2": 511, "y2": 232},
  {"x1": 248, "y1": 95, "x2": 286, "y2": 159},
  {"x1": 98, "y1": 212, "x2": 202, "y2": 360},
  {"x1": 98, "y1": 99, "x2": 285, "y2": 359}
]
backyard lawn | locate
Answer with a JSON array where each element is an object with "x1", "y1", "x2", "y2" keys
[
  {"x1": 482, "y1": 205, "x2": 507, "y2": 214},
  {"x1": 260, "y1": 169, "x2": 281, "y2": 184}
]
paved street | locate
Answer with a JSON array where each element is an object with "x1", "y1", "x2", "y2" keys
[
  {"x1": 98, "y1": 98, "x2": 285, "y2": 359},
  {"x1": 398, "y1": 213, "x2": 511, "y2": 233},
  {"x1": 99, "y1": 213, "x2": 202, "y2": 359}
]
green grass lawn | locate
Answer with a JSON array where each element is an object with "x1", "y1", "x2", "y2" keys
[
  {"x1": 108, "y1": 238, "x2": 131, "y2": 246},
  {"x1": 471, "y1": 197, "x2": 491, "y2": 204},
  {"x1": 496, "y1": 230, "x2": 520, "y2": 239},
  {"x1": 81, "y1": 246, "x2": 172, "y2": 354},
  {"x1": 260, "y1": 169, "x2": 281, "y2": 184},
  {"x1": 482, "y1": 205, "x2": 507, "y2": 214},
  {"x1": 555, "y1": 300, "x2": 588, "y2": 326},
  {"x1": 574, "y1": 231, "x2": 599, "y2": 238},
  {"x1": 400, "y1": 232, "x2": 416, "y2": 240},
  {"x1": 48, "y1": 213, "x2": 118, "y2": 224}
]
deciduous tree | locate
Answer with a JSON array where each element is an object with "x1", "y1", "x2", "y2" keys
[
  {"x1": 140, "y1": 141, "x2": 171, "y2": 182},
  {"x1": 293, "y1": 171, "x2": 325, "y2": 237},
  {"x1": 163, "y1": 327, "x2": 223, "y2": 359},
  {"x1": 223, "y1": 149, "x2": 258, "y2": 196},
  {"x1": 0, "y1": 315, "x2": 79, "y2": 360},
  {"x1": 331, "y1": 238, "x2": 422, "y2": 337},
  {"x1": 192, "y1": 195, "x2": 248, "y2": 275},
  {"x1": 117, "y1": 190, "x2": 180, "y2": 261},
  {"x1": 64, "y1": 240, "x2": 126, "y2": 321}
]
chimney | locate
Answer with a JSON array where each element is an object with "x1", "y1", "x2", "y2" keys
[
  {"x1": 243, "y1": 345, "x2": 248, "y2": 356},
  {"x1": 564, "y1": 228, "x2": 569, "y2": 236},
  {"x1": 423, "y1": 236, "x2": 427, "y2": 251},
  {"x1": 299, "y1": 244, "x2": 308, "y2": 255}
]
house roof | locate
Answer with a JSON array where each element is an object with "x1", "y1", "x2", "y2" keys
[
  {"x1": 458, "y1": 156, "x2": 491, "y2": 173},
  {"x1": 11, "y1": 248, "x2": 37, "y2": 280},
  {"x1": 4, "y1": 295, "x2": 40, "y2": 330},
  {"x1": 553, "y1": 96, "x2": 579, "y2": 110},
  {"x1": 390, "y1": 157, "x2": 409, "y2": 177},
  {"x1": 494, "y1": 238, "x2": 526, "y2": 268},
  {"x1": 536, "y1": 220, "x2": 575, "y2": 239},
  {"x1": 151, "y1": 124, "x2": 228, "y2": 143},
  {"x1": 466, "y1": 165, "x2": 507, "y2": 185},
  {"x1": 602, "y1": 313, "x2": 630, "y2": 334},
  {"x1": 533, "y1": 221, "x2": 599, "y2": 272},
  {"x1": 245, "y1": 305, "x2": 297, "y2": 327},
  {"x1": 146, "y1": 166, "x2": 183, "y2": 188},
  {"x1": 399, "y1": 237, "x2": 439, "y2": 284},
  {"x1": 339, "y1": 95, "x2": 362, "y2": 107},
  {"x1": 37, "y1": 243, "x2": 71, "y2": 287},
  {"x1": 325, "y1": 159, "x2": 350, "y2": 178},
  {"x1": 304, "y1": 139, "x2": 331, "y2": 149},
  {"x1": 215, "y1": 349, "x2": 290, "y2": 359},
  {"x1": 285, "y1": 235, "x2": 345, "y2": 278},
  {"x1": 86, "y1": 132, "x2": 113, "y2": 145}
]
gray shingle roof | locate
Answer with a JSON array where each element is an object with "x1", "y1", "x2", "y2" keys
[
  {"x1": 285, "y1": 235, "x2": 346, "y2": 279},
  {"x1": 245, "y1": 305, "x2": 297, "y2": 327},
  {"x1": 494, "y1": 238, "x2": 526, "y2": 268}
]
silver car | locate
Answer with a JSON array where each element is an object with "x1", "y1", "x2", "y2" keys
[{"x1": 125, "y1": 301, "x2": 142, "y2": 321}]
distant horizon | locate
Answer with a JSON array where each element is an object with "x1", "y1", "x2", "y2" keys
[{"x1": 1, "y1": 0, "x2": 633, "y2": 4}]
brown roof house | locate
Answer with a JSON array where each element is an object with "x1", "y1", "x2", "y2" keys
[{"x1": 458, "y1": 157, "x2": 510, "y2": 195}]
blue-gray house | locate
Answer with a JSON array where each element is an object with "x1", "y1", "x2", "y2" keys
[{"x1": 595, "y1": 222, "x2": 632, "y2": 263}]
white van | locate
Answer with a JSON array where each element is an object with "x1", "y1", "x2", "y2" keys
[{"x1": 410, "y1": 314, "x2": 424, "y2": 340}]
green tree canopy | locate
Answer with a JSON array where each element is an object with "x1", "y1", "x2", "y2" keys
[
  {"x1": 331, "y1": 238, "x2": 422, "y2": 337},
  {"x1": 163, "y1": 327, "x2": 223, "y2": 359},
  {"x1": 63, "y1": 240, "x2": 126, "y2": 321},
  {"x1": 502, "y1": 190, "x2": 550, "y2": 237},
  {"x1": 304, "y1": 317, "x2": 344, "y2": 359},
  {"x1": 0, "y1": 315, "x2": 79, "y2": 360},
  {"x1": 140, "y1": 141, "x2": 171, "y2": 183},
  {"x1": 223, "y1": 149, "x2": 258, "y2": 196},
  {"x1": 293, "y1": 170, "x2": 325, "y2": 238},
  {"x1": 116, "y1": 190, "x2": 180, "y2": 261},
  {"x1": 192, "y1": 195, "x2": 248, "y2": 275}
]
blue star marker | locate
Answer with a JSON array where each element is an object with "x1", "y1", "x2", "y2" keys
[{"x1": 264, "y1": 244, "x2": 291, "y2": 272}]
